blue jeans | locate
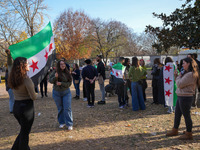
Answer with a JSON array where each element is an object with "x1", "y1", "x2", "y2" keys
[
  {"x1": 8, "y1": 89, "x2": 15, "y2": 112},
  {"x1": 131, "y1": 82, "x2": 146, "y2": 111},
  {"x1": 52, "y1": 89, "x2": 73, "y2": 126},
  {"x1": 73, "y1": 79, "x2": 81, "y2": 96}
]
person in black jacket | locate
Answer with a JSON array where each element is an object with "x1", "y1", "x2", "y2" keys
[
  {"x1": 96, "y1": 55, "x2": 106, "y2": 104},
  {"x1": 72, "y1": 63, "x2": 81, "y2": 99},
  {"x1": 82, "y1": 59, "x2": 98, "y2": 107},
  {"x1": 151, "y1": 58, "x2": 163, "y2": 104}
]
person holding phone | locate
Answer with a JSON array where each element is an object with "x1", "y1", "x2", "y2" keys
[{"x1": 166, "y1": 57, "x2": 200, "y2": 140}]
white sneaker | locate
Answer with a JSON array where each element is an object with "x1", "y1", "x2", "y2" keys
[
  {"x1": 83, "y1": 98, "x2": 87, "y2": 101},
  {"x1": 68, "y1": 126, "x2": 73, "y2": 130},
  {"x1": 59, "y1": 124, "x2": 65, "y2": 129}
]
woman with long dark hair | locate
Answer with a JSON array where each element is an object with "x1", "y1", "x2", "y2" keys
[
  {"x1": 128, "y1": 57, "x2": 147, "y2": 111},
  {"x1": 151, "y1": 58, "x2": 163, "y2": 104},
  {"x1": 72, "y1": 63, "x2": 81, "y2": 99},
  {"x1": 7, "y1": 50, "x2": 36, "y2": 150},
  {"x1": 49, "y1": 60, "x2": 73, "y2": 130},
  {"x1": 166, "y1": 57, "x2": 200, "y2": 140},
  {"x1": 123, "y1": 58, "x2": 131, "y2": 106}
]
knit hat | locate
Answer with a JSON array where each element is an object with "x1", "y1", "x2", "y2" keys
[{"x1": 84, "y1": 59, "x2": 92, "y2": 64}]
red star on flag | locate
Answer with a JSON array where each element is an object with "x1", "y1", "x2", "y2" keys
[
  {"x1": 165, "y1": 90, "x2": 172, "y2": 97},
  {"x1": 44, "y1": 50, "x2": 48, "y2": 61},
  {"x1": 116, "y1": 72, "x2": 119, "y2": 77},
  {"x1": 49, "y1": 43, "x2": 53, "y2": 52},
  {"x1": 29, "y1": 60, "x2": 39, "y2": 72},
  {"x1": 165, "y1": 77, "x2": 172, "y2": 84},
  {"x1": 165, "y1": 65, "x2": 172, "y2": 72}
]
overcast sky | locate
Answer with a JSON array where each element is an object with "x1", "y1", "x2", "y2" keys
[{"x1": 46, "y1": 0, "x2": 184, "y2": 33}]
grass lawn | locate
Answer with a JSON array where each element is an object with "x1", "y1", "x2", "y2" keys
[{"x1": 0, "y1": 80, "x2": 200, "y2": 150}]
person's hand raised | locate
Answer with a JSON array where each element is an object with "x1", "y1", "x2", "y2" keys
[{"x1": 5, "y1": 49, "x2": 10, "y2": 55}]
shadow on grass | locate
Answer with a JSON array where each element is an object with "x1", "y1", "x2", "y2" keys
[
  {"x1": 0, "y1": 80, "x2": 197, "y2": 142},
  {"x1": 21, "y1": 130, "x2": 200, "y2": 150}
]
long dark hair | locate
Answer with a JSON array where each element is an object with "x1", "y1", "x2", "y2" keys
[
  {"x1": 123, "y1": 58, "x2": 130, "y2": 66},
  {"x1": 74, "y1": 63, "x2": 79, "y2": 70},
  {"x1": 132, "y1": 57, "x2": 139, "y2": 67},
  {"x1": 183, "y1": 57, "x2": 200, "y2": 86},
  {"x1": 8, "y1": 57, "x2": 28, "y2": 89},
  {"x1": 57, "y1": 60, "x2": 72, "y2": 82},
  {"x1": 154, "y1": 58, "x2": 163, "y2": 68},
  {"x1": 165, "y1": 57, "x2": 173, "y2": 65}
]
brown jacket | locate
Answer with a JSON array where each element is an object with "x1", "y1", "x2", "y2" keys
[
  {"x1": 13, "y1": 77, "x2": 37, "y2": 101},
  {"x1": 176, "y1": 72, "x2": 197, "y2": 96}
]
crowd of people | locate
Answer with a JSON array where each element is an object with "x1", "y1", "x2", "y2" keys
[{"x1": 4, "y1": 49, "x2": 200, "y2": 149}]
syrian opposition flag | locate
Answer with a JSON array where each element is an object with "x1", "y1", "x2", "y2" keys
[
  {"x1": 9, "y1": 22, "x2": 55, "y2": 86},
  {"x1": 111, "y1": 63, "x2": 125, "y2": 84},
  {"x1": 163, "y1": 62, "x2": 177, "y2": 107}
]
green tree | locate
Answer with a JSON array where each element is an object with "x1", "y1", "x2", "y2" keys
[{"x1": 146, "y1": 0, "x2": 200, "y2": 54}]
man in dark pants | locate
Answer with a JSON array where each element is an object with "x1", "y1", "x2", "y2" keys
[
  {"x1": 40, "y1": 73, "x2": 48, "y2": 98},
  {"x1": 82, "y1": 59, "x2": 98, "y2": 107},
  {"x1": 96, "y1": 55, "x2": 106, "y2": 105},
  {"x1": 112, "y1": 57, "x2": 126, "y2": 108}
]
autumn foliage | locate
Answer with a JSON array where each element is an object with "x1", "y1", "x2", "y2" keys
[{"x1": 54, "y1": 9, "x2": 93, "y2": 60}]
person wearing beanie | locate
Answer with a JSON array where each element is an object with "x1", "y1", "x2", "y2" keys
[{"x1": 82, "y1": 59, "x2": 98, "y2": 107}]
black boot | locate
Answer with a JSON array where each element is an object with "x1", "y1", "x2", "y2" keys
[
  {"x1": 98, "y1": 101, "x2": 106, "y2": 104},
  {"x1": 73, "y1": 95, "x2": 78, "y2": 99}
]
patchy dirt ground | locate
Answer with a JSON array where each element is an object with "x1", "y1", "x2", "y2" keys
[{"x1": 0, "y1": 80, "x2": 200, "y2": 150}]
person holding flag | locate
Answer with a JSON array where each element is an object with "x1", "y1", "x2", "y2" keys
[
  {"x1": 6, "y1": 22, "x2": 55, "y2": 149},
  {"x1": 163, "y1": 57, "x2": 178, "y2": 114},
  {"x1": 111, "y1": 57, "x2": 126, "y2": 108},
  {"x1": 8, "y1": 22, "x2": 55, "y2": 88},
  {"x1": 6, "y1": 49, "x2": 37, "y2": 150}
]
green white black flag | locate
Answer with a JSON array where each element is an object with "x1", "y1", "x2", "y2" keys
[{"x1": 9, "y1": 22, "x2": 55, "y2": 85}]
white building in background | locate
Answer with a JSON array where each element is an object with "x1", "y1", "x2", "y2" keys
[{"x1": 178, "y1": 49, "x2": 200, "y2": 60}]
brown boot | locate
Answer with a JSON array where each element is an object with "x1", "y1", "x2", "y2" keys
[
  {"x1": 166, "y1": 128, "x2": 178, "y2": 136},
  {"x1": 179, "y1": 131, "x2": 193, "y2": 140}
]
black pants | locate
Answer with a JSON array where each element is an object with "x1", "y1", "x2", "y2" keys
[
  {"x1": 124, "y1": 80, "x2": 131, "y2": 105},
  {"x1": 174, "y1": 96, "x2": 193, "y2": 132},
  {"x1": 141, "y1": 79, "x2": 147, "y2": 101},
  {"x1": 116, "y1": 83, "x2": 125, "y2": 106},
  {"x1": 152, "y1": 80, "x2": 158, "y2": 104},
  {"x1": 12, "y1": 100, "x2": 34, "y2": 150},
  {"x1": 83, "y1": 80, "x2": 87, "y2": 98},
  {"x1": 40, "y1": 80, "x2": 47, "y2": 97},
  {"x1": 85, "y1": 82, "x2": 95, "y2": 105}
]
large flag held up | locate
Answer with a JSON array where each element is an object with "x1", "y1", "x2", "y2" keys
[
  {"x1": 163, "y1": 62, "x2": 177, "y2": 107},
  {"x1": 9, "y1": 22, "x2": 55, "y2": 86}
]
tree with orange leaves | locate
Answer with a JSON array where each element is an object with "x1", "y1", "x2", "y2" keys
[{"x1": 54, "y1": 9, "x2": 93, "y2": 60}]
